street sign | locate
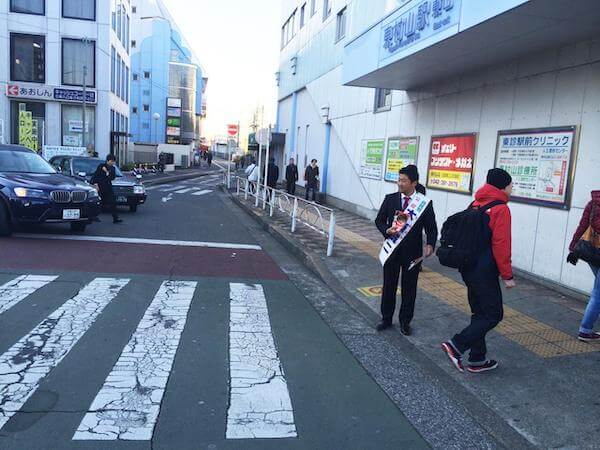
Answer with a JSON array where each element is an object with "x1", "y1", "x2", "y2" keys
[
  {"x1": 227, "y1": 124, "x2": 239, "y2": 137},
  {"x1": 256, "y1": 128, "x2": 271, "y2": 145}
]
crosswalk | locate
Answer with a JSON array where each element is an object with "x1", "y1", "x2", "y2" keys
[
  {"x1": 146, "y1": 175, "x2": 221, "y2": 197},
  {"x1": 0, "y1": 275, "x2": 296, "y2": 442}
]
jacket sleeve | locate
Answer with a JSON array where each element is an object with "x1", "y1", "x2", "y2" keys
[
  {"x1": 570, "y1": 202, "x2": 592, "y2": 251},
  {"x1": 489, "y1": 205, "x2": 513, "y2": 280},
  {"x1": 294, "y1": 167, "x2": 298, "y2": 181},
  {"x1": 375, "y1": 196, "x2": 390, "y2": 237},
  {"x1": 423, "y1": 203, "x2": 438, "y2": 247}
]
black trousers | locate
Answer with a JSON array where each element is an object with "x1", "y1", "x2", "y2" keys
[
  {"x1": 452, "y1": 272, "x2": 503, "y2": 363},
  {"x1": 381, "y1": 249, "x2": 420, "y2": 324},
  {"x1": 101, "y1": 192, "x2": 119, "y2": 221},
  {"x1": 286, "y1": 180, "x2": 296, "y2": 195},
  {"x1": 305, "y1": 185, "x2": 317, "y2": 202}
]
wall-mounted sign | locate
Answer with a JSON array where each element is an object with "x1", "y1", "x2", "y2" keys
[
  {"x1": 167, "y1": 97, "x2": 182, "y2": 108},
  {"x1": 18, "y1": 110, "x2": 37, "y2": 152},
  {"x1": 167, "y1": 117, "x2": 181, "y2": 127},
  {"x1": 359, "y1": 139, "x2": 385, "y2": 179},
  {"x1": 166, "y1": 126, "x2": 181, "y2": 137},
  {"x1": 42, "y1": 145, "x2": 87, "y2": 161},
  {"x1": 384, "y1": 136, "x2": 419, "y2": 182},
  {"x1": 380, "y1": 0, "x2": 461, "y2": 62},
  {"x1": 6, "y1": 83, "x2": 97, "y2": 104},
  {"x1": 426, "y1": 133, "x2": 476, "y2": 194},
  {"x1": 495, "y1": 126, "x2": 577, "y2": 210},
  {"x1": 167, "y1": 107, "x2": 181, "y2": 117},
  {"x1": 165, "y1": 98, "x2": 182, "y2": 144}
]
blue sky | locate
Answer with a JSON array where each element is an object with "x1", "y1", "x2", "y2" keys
[{"x1": 162, "y1": 0, "x2": 281, "y2": 139}]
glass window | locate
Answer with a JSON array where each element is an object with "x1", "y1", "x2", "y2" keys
[
  {"x1": 10, "y1": 0, "x2": 44, "y2": 15},
  {"x1": 10, "y1": 101, "x2": 45, "y2": 153},
  {"x1": 323, "y1": 0, "x2": 331, "y2": 20},
  {"x1": 132, "y1": 107, "x2": 138, "y2": 114},
  {"x1": 10, "y1": 33, "x2": 45, "y2": 83},
  {"x1": 133, "y1": 73, "x2": 138, "y2": 81},
  {"x1": 62, "y1": 38, "x2": 95, "y2": 87},
  {"x1": 144, "y1": 71, "x2": 150, "y2": 78},
  {"x1": 61, "y1": 104, "x2": 95, "y2": 148},
  {"x1": 0, "y1": 150, "x2": 55, "y2": 174},
  {"x1": 125, "y1": 14, "x2": 130, "y2": 51},
  {"x1": 143, "y1": 104, "x2": 149, "y2": 112},
  {"x1": 125, "y1": 66, "x2": 129, "y2": 103},
  {"x1": 336, "y1": 7, "x2": 347, "y2": 42},
  {"x1": 63, "y1": 0, "x2": 95, "y2": 20},
  {"x1": 116, "y1": 3, "x2": 122, "y2": 41},
  {"x1": 300, "y1": 4, "x2": 306, "y2": 27},
  {"x1": 121, "y1": 59, "x2": 126, "y2": 101},
  {"x1": 311, "y1": 0, "x2": 316, "y2": 16},
  {"x1": 111, "y1": 46, "x2": 116, "y2": 93},
  {"x1": 374, "y1": 88, "x2": 392, "y2": 112},
  {"x1": 131, "y1": 40, "x2": 136, "y2": 48},
  {"x1": 132, "y1": 6, "x2": 136, "y2": 13},
  {"x1": 116, "y1": 54, "x2": 122, "y2": 98}
]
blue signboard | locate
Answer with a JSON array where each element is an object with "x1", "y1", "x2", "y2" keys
[
  {"x1": 53, "y1": 88, "x2": 97, "y2": 104},
  {"x1": 380, "y1": 0, "x2": 461, "y2": 61}
]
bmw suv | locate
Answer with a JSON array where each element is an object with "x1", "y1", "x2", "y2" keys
[{"x1": 0, "y1": 145, "x2": 101, "y2": 236}]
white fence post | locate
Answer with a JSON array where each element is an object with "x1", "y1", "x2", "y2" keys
[
  {"x1": 326, "y1": 212, "x2": 336, "y2": 257},
  {"x1": 291, "y1": 198, "x2": 298, "y2": 233},
  {"x1": 236, "y1": 177, "x2": 240, "y2": 195},
  {"x1": 244, "y1": 179, "x2": 248, "y2": 199},
  {"x1": 270, "y1": 190, "x2": 275, "y2": 217},
  {"x1": 254, "y1": 184, "x2": 260, "y2": 207}
]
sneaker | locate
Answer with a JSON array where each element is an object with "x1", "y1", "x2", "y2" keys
[
  {"x1": 467, "y1": 360, "x2": 499, "y2": 373},
  {"x1": 441, "y1": 341, "x2": 464, "y2": 373},
  {"x1": 578, "y1": 332, "x2": 600, "y2": 342}
]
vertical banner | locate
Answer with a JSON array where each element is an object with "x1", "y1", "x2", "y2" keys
[
  {"x1": 495, "y1": 127, "x2": 577, "y2": 209},
  {"x1": 426, "y1": 133, "x2": 476, "y2": 194},
  {"x1": 18, "y1": 109, "x2": 36, "y2": 152},
  {"x1": 359, "y1": 139, "x2": 385, "y2": 179},
  {"x1": 384, "y1": 137, "x2": 419, "y2": 182}
]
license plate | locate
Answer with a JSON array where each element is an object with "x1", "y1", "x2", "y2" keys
[
  {"x1": 63, "y1": 209, "x2": 80, "y2": 220},
  {"x1": 117, "y1": 196, "x2": 128, "y2": 203}
]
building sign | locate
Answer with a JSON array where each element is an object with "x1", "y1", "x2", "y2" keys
[
  {"x1": 427, "y1": 133, "x2": 476, "y2": 194},
  {"x1": 167, "y1": 117, "x2": 180, "y2": 127},
  {"x1": 227, "y1": 124, "x2": 239, "y2": 137},
  {"x1": 166, "y1": 98, "x2": 182, "y2": 144},
  {"x1": 167, "y1": 97, "x2": 182, "y2": 108},
  {"x1": 6, "y1": 83, "x2": 97, "y2": 104},
  {"x1": 166, "y1": 126, "x2": 181, "y2": 137},
  {"x1": 167, "y1": 107, "x2": 181, "y2": 117},
  {"x1": 384, "y1": 137, "x2": 419, "y2": 182},
  {"x1": 380, "y1": 0, "x2": 461, "y2": 62},
  {"x1": 495, "y1": 127, "x2": 577, "y2": 209},
  {"x1": 42, "y1": 145, "x2": 87, "y2": 161},
  {"x1": 18, "y1": 109, "x2": 38, "y2": 152},
  {"x1": 359, "y1": 139, "x2": 385, "y2": 179}
]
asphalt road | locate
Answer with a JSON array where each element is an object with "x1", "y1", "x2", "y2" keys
[{"x1": 0, "y1": 175, "x2": 428, "y2": 450}]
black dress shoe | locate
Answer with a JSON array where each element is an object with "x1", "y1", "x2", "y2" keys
[
  {"x1": 113, "y1": 218, "x2": 123, "y2": 224},
  {"x1": 375, "y1": 320, "x2": 392, "y2": 331},
  {"x1": 400, "y1": 322, "x2": 412, "y2": 336}
]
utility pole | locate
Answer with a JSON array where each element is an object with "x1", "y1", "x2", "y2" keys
[{"x1": 81, "y1": 37, "x2": 90, "y2": 150}]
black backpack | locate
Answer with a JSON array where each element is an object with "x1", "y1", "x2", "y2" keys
[{"x1": 437, "y1": 200, "x2": 505, "y2": 270}]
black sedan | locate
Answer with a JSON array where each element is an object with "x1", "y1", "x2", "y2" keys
[
  {"x1": 49, "y1": 156, "x2": 147, "y2": 212},
  {"x1": 0, "y1": 145, "x2": 101, "y2": 236}
]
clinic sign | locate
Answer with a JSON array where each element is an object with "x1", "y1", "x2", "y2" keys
[
  {"x1": 427, "y1": 133, "x2": 476, "y2": 194},
  {"x1": 6, "y1": 83, "x2": 97, "y2": 104},
  {"x1": 380, "y1": 0, "x2": 461, "y2": 62},
  {"x1": 495, "y1": 127, "x2": 577, "y2": 210}
]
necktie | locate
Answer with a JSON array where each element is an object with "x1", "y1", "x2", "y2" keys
[{"x1": 402, "y1": 196, "x2": 411, "y2": 211}]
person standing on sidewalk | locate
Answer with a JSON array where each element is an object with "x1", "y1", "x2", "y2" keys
[
  {"x1": 245, "y1": 159, "x2": 259, "y2": 194},
  {"x1": 304, "y1": 159, "x2": 319, "y2": 202},
  {"x1": 285, "y1": 158, "x2": 298, "y2": 195},
  {"x1": 207, "y1": 151, "x2": 213, "y2": 167},
  {"x1": 266, "y1": 158, "x2": 279, "y2": 202},
  {"x1": 567, "y1": 190, "x2": 600, "y2": 342},
  {"x1": 441, "y1": 168, "x2": 515, "y2": 374},
  {"x1": 91, "y1": 154, "x2": 123, "y2": 224},
  {"x1": 375, "y1": 165, "x2": 437, "y2": 335}
]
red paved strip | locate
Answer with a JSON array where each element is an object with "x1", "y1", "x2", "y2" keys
[{"x1": 0, "y1": 238, "x2": 287, "y2": 280}]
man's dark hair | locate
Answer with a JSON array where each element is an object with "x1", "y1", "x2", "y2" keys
[
  {"x1": 106, "y1": 154, "x2": 116, "y2": 162},
  {"x1": 311, "y1": 159, "x2": 317, "y2": 163},
  {"x1": 399, "y1": 165, "x2": 419, "y2": 183}
]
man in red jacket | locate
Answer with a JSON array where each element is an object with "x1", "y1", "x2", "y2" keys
[{"x1": 442, "y1": 168, "x2": 515, "y2": 373}]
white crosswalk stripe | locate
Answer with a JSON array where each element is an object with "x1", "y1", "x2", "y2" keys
[
  {"x1": 227, "y1": 283, "x2": 297, "y2": 439},
  {"x1": 0, "y1": 278, "x2": 129, "y2": 430},
  {"x1": 0, "y1": 275, "x2": 57, "y2": 316},
  {"x1": 192, "y1": 190, "x2": 213, "y2": 196},
  {"x1": 173, "y1": 187, "x2": 196, "y2": 194},
  {"x1": 74, "y1": 280, "x2": 197, "y2": 440}
]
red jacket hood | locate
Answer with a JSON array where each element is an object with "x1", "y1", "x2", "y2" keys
[{"x1": 474, "y1": 184, "x2": 509, "y2": 206}]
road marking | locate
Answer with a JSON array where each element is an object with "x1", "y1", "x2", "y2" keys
[
  {"x1": 74, "y1": 280, "x2": 197, "y2": 441},
  {"x1": 227, "y1": 283, "x2": 297, "y2": 439},
  {"x1": 0, "y1": 275, "x2": 57, "y2": 316},
  {"x1": 158, "y1": 185, "x2": 187, "y2": 192},
  {"x1": 161, "y1": 193, "x2": 173, "y2": 203},
  {"x1": 13, "y1": 234, "x2": 263, "y2": 251},
  {"x1": 145, "y1": 184, "x2": 172, "y2": 191},
  {"x1": 0, "y1": 278, "x2": 129, "y2": 430},
  {"x1": 174, "y1": 188, "x2": 196, "y2": 194},
  {"x1": 192, "y1": 190, "x2": 213, "y2": 196}
]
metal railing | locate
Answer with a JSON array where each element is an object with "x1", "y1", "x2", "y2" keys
[{"x1": 234, "y1": 176, "x2": 336, "y2": 256}]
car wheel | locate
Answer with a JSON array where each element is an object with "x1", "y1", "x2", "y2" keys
[
  {"x1": 129, "y1": 205, "x2": 138, "y2": 213},
  {"x1": 0, "y1": 203, "x2": 12, "y2": 237},
  {"x1": 70, "y1": 222, "x2": 87, "y2": 233}
]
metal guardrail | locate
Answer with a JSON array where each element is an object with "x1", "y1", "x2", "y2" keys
[{"x1": 233, "y1": 176, "x2": 336, "y2": 257}]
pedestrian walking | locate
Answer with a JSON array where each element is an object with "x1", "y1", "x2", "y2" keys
[
  {"x1": 91, "y1": 154, "x2": 122, "y2": 224},
  {"x1": 266, "y1": 158, "x2": 279, "y2": 202},
  {"x1": 440, "y1": 168, "x2": 515, "y2": 374},
  {"x1": 207, "y1": 151, "x2": 213, "y2": 167},
  {"x1": 241, "y1": 154, "x2": 246, "y2": 170},
  {"x1": 567, "y1": 190, "x2": 600, "y2": 342},
  {"x1": 304, "y1": 159, "x2": 319, "y2": 202},
  {"x1": 375, "y1": 165, "x2": 437, "y2": 335},
  {"x1": 285, "y1": 157, "x2": 298, "y2": 195},
  {"x1": 245, "y1": 159, "x2": 259, "y2": 194}
]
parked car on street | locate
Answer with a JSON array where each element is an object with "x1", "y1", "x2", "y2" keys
[
  {"x1": 0, "y1": 145, "x2": 101, "y2": 236},
  {"x1": 49, "y1": 156, "x2": 147, "y2": 212}
]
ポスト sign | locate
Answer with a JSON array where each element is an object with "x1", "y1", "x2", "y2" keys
[
  {"x1": 426, "y1": 134, "x2": 476, "y2": 194},
  {"x1": 495, "y1": 127, "x2": 577, "y2": 209}
]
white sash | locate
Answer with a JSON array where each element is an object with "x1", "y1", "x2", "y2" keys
[{"x1": 379, "y1": 193, "x2": 432, "y2": 266}]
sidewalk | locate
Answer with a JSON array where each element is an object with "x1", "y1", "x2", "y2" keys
[{"x1": 227, "y1": 182, "x2": 599, "y2": 449}]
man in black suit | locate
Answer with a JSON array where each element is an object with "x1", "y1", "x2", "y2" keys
[{"x1": 375, "y1": 165, "x2": 437, "y2": 335}]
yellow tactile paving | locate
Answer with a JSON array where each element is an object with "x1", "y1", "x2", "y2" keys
[{"x1": 335, "y1": 218, "x2": 598, "y2": 358}]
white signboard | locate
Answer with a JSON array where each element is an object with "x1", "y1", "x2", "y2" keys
[
  {"x1": 257, "y1": 128, "x2": 271, "y2": 146},
  {"x1": 5, "y1": 82, "x2": 97, "y2": 104},
  {"x1": 43, "y1": 145, "x2": 87, "y2": 161},
  {"x1": 167, "y1": 97, "x2": 182, "y2": 108},
  {"x1": 359, "y1": 139, "x2": 385, "y2": 179},
  {"x1": 68, "y1": 121, "x2": 90, "y2": 133},
  {"x1": 495, "y1": 126, "x2": 577, "y2": 210}
]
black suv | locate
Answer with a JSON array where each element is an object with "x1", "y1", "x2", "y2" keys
[
  {"x1": 0, "y1": 145, "x2": 101, "y2": 236},
  {"x1": 49, "y1": 156, "x2": 147, "y2": 212}
]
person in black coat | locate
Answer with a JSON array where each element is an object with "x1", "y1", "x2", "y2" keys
[
  {"x1": 374, "y1": 165, "x2": 437, "y2": 334},
  {"x1": 91, "y1": 154, "x2": 122, "y2": 224},
  {"x1": 285, "y1": 157, "x2": 299, "y2": 195}
]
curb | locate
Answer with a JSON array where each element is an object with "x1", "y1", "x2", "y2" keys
[{"x1": 226, "y1": 188, "x2": 535, "y2": 450}]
